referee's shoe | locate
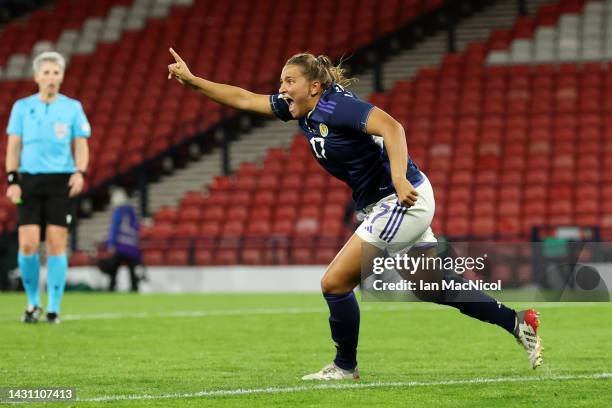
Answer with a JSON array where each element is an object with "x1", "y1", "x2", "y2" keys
[
  {"x1": 46, "y1": 312, "x2": 60, "y2": 324},
  {"x1": 22, "y1": 306, "x2": 42, "y2": 323}
]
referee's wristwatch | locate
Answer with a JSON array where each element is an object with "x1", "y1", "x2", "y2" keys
[{"x1": 7, "y1": 171, "x2": 18, "y2": 185}]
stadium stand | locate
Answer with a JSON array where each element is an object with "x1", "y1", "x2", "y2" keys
[
  {"x1": 358, "y1": 0, "x2": 612, "y2": 243},
  {"x1": 138, "y1": 140, "x2": 355, "y2": 265},
  {"x1": 2, "y1": 0, "x2": 609, "y2": 267},
  {"x1": 0, "y1": 0, "x2": 447, "y2": 262},
  {"x1": 135, "y1": 0, "x2": 612, "y2": 265},
  {"x1": 0, "y1": 0, "x2": 444, "y2": 241}
]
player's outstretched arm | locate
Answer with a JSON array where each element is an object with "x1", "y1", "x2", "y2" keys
[
  {"x1": 167, "y1": 48, "x2": 274, "y2": 118},
  {"x1": 365, "y1": 107, "x2": 418, "y2": 207}
]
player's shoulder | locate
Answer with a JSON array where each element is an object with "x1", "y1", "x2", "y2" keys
[
  {"x1": 325, "y1": 83, "x2": 362, "y2": 103},
  {"x1": 313, "y1": 84, "x2": 358, "y2": 118}
]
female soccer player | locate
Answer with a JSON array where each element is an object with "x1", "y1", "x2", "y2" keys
[
  {"x1": 5, "y1": 51, "x2": 90, "y2": 324},
  {"x1": 167, "y1": 48, "x2": 542, "y2": 379}
]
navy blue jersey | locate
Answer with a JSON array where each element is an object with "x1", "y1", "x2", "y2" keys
[{"x1": 270, "y1": 83, "x2": 423, "y2": 210}]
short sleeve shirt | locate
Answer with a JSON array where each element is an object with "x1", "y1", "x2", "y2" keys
[{"x1": 7, "y1": 93, "x2": 91, "y2": 174}]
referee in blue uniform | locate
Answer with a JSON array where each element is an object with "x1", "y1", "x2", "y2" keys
[{"x1": 5, "y1": 51, "x2": 90, "y2": 324}]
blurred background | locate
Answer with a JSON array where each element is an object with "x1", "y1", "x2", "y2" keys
[{"x1": 0, "y1": 0, "x2": 610, "y2": 292}]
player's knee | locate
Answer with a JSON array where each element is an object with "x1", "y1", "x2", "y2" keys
[
  {"x1": 320, "y1": 275, "x2": 338, "y2": 293},
  {"x1": 321, "y1": 273, "x2": 351, "y2": 294}
]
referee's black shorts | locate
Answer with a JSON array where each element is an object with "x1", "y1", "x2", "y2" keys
[{"x1": 17, "y1": 173, "x2": 74, "y2": 228}]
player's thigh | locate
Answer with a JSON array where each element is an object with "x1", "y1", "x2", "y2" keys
[
  {"x1": 386, "y1": 178, "x2": 436, "y2": 255},
  {"x1": 18, "y1": 225, "x2": 41, "y2": 254},
  {"x1": 45, "y1": 225, "x2": 68, "y2": 255},
  {"x1": 356, "y1": 178, "x2": 436, "y2": 256},
  {"x1": 321, "y1": 233, "x2": 367, "y2": 294}
]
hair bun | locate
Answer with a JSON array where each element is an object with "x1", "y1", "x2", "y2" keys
[{"x1": 316, "y1": 55, "x2": 332, "y2": 67}]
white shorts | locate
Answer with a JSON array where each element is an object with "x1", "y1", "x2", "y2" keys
[{"x1": 355, "y1": 173, "x2": 437, "y2": 256}]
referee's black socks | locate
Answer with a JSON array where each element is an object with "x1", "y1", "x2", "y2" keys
[{"x1": 324, "y1": 292, "x2": 360, "y2": 370}]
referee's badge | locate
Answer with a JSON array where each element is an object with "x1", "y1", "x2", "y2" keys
[
  {"x1": 54, "y1": 122, "x2": 69, "y2": 139},
  {"x1": 319, "y1": 123, "x2": 329, "y2": 137}
]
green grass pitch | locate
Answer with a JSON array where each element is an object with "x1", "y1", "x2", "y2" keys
[{"x1": 0, "y1": 293, "x2": 610, "y2": 407}]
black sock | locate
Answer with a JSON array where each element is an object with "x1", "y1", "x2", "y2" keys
[
  {"x1": 324, "y1": 292, "x2": 360, "y2": 370},
  {"x1": 439, "y1": 274, "x2": 517, "y2": 335}
]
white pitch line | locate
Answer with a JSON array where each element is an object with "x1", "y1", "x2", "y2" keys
[
  {"x1": 0, "y1": 302, "x2": 610, "y2": 322},
  {"x1": 51, "y1": 304, "x2": 443, "y2": 321},
  {"x1": 79, "y1": 372, "x2": 612, "y2": 402},
  {"x1": 0, "y1": 305, "x2": 411, "y2": 322}
]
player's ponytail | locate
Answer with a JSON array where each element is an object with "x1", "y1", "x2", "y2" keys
[{"x1": 285, "y1": 53, "x2": 356, "y2": 89}]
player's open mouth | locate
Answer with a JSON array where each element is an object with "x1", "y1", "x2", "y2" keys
[{"x1": 285, "y1": 97, "x2": 295, "y2": 113}]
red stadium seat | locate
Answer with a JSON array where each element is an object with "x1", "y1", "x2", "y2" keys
[
  {"x1": 207, "y1": 192, "x2": 229, "y2": 206},
  {"x1": 313, "y1": 247, "x2": 337, "y2": 264},
  {"x1": 180, "y1": 206, "x2": 203, "y2": 223},
  {"x1": 497, "y1": 217, "x2": 521, "y2": 237},
  {"x1": 148, "y1": 223, "x2": 175, "y2": 239},
  {"x1": 194, "y1": 249, "x2": 214, "y2": 265},
  {"x1": 471, "y1": 217, "x2": 495, "y2": 237},
  {"x1": 281, "y1": 175, "x2": 302, "y2": 189},
  {"x1": 175, "y1": 223, "x2": 199, "y2": 239},
  {"x1": 166, "y1": 249, "x2": 189, "y2": 265},
  {"x1": 251, "y1": 207, "x2": 273, "y2": 221},
  {"x1": 291, "y1": 247, "x2": 314, "y2": 264},
  {"x1": 214, "y1": 248, "x2": 239, "y2": 265},
  {"x1": 305, "y1": 174, "x2": 327, "y2": 189},
  {"x1": 226, "y1": 207, "x2": 249, "y2": 222},
  {"x1": 241, "y1": 248, "x2": 263, "y2": 265},
  {"x1": 278, "y1": 190, "x2": 300, "y2": 206},
  {"x1": 272, "y1": 219, "x2": 294, "y2": 236},
  {"x1": 473, "y1": 202, "x2": 495, "y2": 217},
  {"x1": 221, "y1": 221, "x2": 244, "y2": 238},
  {"x1": 246, "y1": 220, "x2": 272, "y2": 237},
  {"x1": 303, "y1": 190, "x2": 324, "y2": 205},
  {"x1": 257, "y1": 175, "x2": 279, "y2": 190},
  {"x1": 181, "y1": 191, "x2": 207, "y2": 207},
  {"x1": 445, "y1": 218, "x2": 470, "y2": 237},
  {"x1": 142, "y1": 249, "x2": 164, "y2": 265},
  {"x1": 200, "y1": 222, "x2": 221, "y2": 238}
]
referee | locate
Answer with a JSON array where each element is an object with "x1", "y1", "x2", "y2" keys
[{"x1": 5, "y1": 51, "x2": 90, "y2": 324}]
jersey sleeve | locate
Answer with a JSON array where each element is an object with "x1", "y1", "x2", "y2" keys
[
  {"x1": 269, "y1": 93, "x2": 293, "y2": 122},
  {"x1": 6, "y1": 100, "x2": 23, "y2": 137},
  {"x1": 72, "y1": 101, "x2": 91, "y2": 138},
  {"x1": 326, "y1": 94, "x2": 374, "y2": 133}
]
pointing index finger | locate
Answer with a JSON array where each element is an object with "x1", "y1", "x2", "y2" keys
[{"x1": 169, "y1": 47, "x2": 184, "y2": 63}]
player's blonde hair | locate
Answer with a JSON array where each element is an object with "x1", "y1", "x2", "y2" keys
[
  {"x1": 33, "y1": 51, "x2": 65, "y2": 74},
  {"x1": 285, "y1": 53, "x2": 356, "y2": 89}
]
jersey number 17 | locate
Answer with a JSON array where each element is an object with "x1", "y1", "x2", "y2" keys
[{"x1": 310, "y1": 137, "x2": 327, "y2": 159}]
